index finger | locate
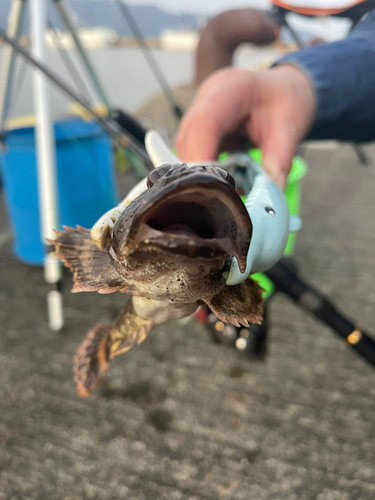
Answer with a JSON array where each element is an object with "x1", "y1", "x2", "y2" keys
[{"x1": 176, "y1": 69, "x2": 253, "y2": 162}]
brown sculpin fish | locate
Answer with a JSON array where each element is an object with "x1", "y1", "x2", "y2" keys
[{"x1": 52, "y1": 163, "x2": 263, "y2": 397}]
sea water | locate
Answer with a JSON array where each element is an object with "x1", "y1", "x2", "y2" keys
[{"x1": 0, "y1": 46, "x2": 278, "y2": 122}]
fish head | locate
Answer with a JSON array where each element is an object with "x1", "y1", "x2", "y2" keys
[{"x1": 108, "y1": 163, "x2": 252, "y2": 300}]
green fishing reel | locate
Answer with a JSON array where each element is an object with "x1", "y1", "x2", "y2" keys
[{"x1": 219, "y1": 149, "x2": 306, "y2": 298}]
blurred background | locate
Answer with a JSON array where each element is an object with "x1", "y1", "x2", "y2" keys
[
  {"x1": 0, "y1": 0, "x2": 354, "y2": 130},
  {"x1": 0, "y1": 1, "x2": 375, "y2": 499}
]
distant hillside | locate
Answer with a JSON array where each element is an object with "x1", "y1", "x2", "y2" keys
[{"x1": 0, "y1": 0, "x2": 200, "y2": 38}]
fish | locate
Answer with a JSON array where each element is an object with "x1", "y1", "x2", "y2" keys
[{"x1": 51, "y1": 162, "x2": 264, "y2": 397}]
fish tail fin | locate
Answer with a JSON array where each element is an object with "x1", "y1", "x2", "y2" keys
[
  {"x1": 73, "y1": 323, "x2": 112, "y2": 398},
  {"x1": 50, "y1": 226, "x2": 125, "y2": 293},
  {"x1": 73, "y1": 297, "x2": 197, "y2": 397},
  {"x1": 73, "y1": 299, "x2": 155, "y2": 398}
]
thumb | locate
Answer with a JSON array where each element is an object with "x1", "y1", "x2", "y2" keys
[{"x1": 261, "y1": 131, "x2": 297, "y2": 190}]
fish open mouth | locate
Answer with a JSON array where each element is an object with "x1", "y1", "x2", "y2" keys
[
  {"x1": 114, "y1": 177, "x2": 252, "y2": 272},
  {"x1": 147, "y1": 194, "x2": 229, "y2": 239}
]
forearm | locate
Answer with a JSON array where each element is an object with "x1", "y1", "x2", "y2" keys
[
  {"x1": 275, "y1": 11, "x2": 375, "y2": 142},
  {"x1": 196, "y1": 9, "x2": 279, "y2": 85}
]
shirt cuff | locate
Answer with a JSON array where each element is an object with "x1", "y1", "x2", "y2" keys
[{"x1": 273, "y1": 35, "x2": 375, "y2": 141}]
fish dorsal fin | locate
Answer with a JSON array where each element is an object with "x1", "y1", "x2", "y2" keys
[
  {"x1": 145, "y1": 130, "x2": 181, "y2": 168},
  {"x1": 203, "y1": 278, "x2": 264, "y2": 327},
  {"x1": 50, "y1": 226, "x2": 128, "y2": 294}
]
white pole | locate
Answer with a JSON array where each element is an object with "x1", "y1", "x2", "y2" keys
[{"x1": 30, "y1": 0, "x2": 63, "y2": 331}]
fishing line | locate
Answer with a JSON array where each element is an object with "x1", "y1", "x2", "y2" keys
[
  {"x1": 45, "y1": 16, "x2": 110, "y2": 194},
  {"x1": 47, "y1": 16, "x2": 97, "y2": 103},
  {"x1": 0, "y1": 26, "x2": 154, "y2": 172},
  {"x1": 113, "y1": 0, "x2": 184, "y2": 121},
  {"x1": 46, "y1": 15, "x2": 149, "y2": 179}
]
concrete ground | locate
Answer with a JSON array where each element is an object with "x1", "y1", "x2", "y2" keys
[{"x1": 1, "y1": 142, "x2": 375, "y2": 500}]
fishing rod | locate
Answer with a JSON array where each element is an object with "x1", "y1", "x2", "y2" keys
[
  {"x1": 114, "y1": 0, "x2": 184, "y2": 121},
  {"x1": 0, "y1": 26, "x2": 154, "y2": 171},
  {"x1": 265, "y1": 259, "x2": 375, "y2": 368}
]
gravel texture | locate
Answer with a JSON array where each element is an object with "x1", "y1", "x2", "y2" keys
[{"x1": 0, "y1": 143, "x2": 375, "y2": 500}]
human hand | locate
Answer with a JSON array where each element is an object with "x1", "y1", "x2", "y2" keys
[{"x1": 176, "y1": 66, "x2": 315, "y2": 189}]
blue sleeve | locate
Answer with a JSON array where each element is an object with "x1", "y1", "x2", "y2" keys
[{"x1": 275, "y1": 11, "x2": 375, "y2": 142}]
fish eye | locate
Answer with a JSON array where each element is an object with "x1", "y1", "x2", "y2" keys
[{"x1": 146, "y1": 164, "x2": 173, "y2": 188}]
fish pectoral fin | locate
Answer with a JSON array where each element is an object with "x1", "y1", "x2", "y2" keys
[
  {"x1": 50, "y1": 226, "x2": 126, "y2": 294},
  {"x1": 203, "y1": 278, "x2": 264, "y2": 327}
]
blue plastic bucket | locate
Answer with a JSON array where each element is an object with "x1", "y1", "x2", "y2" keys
[{"x1": 0, "y1": 117, "x2": 118, "y2": 265}]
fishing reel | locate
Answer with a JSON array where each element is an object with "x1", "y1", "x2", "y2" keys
[{"x1": 195, "y1": 301, "x2": 269, "y2": 358}]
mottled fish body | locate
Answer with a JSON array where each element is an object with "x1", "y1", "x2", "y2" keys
[{"x1": 52, "y1": 163, "x2": 263, "y2": 397}]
